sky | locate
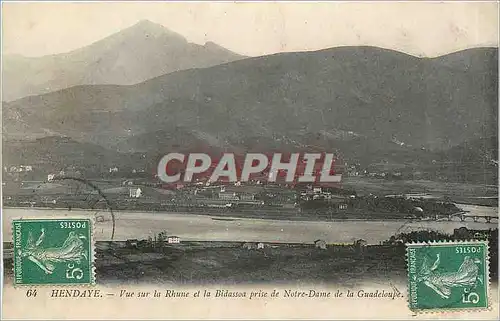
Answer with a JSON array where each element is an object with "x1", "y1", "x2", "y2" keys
[{"x1": 1, "y1": 1, "x2": 498, "y2": 58}]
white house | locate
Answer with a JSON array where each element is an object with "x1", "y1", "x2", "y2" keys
[
  {"x1": 313, "y1": 187, "x2": 322, "y2": 193},
  {"x1": 314, "y1": 239, "x2": 327, "y2": 250},
  {"x1": 122, "y1": 180, "x2": 134, "y2": 186},
  {"x1": 218, "y1": 191, "x2": 239, "y2": 201},
  {"x1": 167, "y1": 236, "x2": 180, "y2": 244},
  {"x1": 109, "y1": 167, "x2": 119, "y2": 173},
  {"x1": 242, "y1": 242, "x2": 258, "y2": 250},
  {"x1": 129, "y1": 187, "x2": 142, "y2": 198}
]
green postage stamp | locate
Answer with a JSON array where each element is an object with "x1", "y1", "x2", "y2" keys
[
  {"x1": 406, "y1": 240, "x2": 490, "y2": 313},
  {"x1": 12, "y1": 217, "x2": 95, "y2": 286}
]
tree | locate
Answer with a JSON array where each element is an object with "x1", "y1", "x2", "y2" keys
[{"x1": 156, "y1": 230, "x2": 168, "y2": 247}]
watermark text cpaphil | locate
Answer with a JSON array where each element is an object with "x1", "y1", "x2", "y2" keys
[{"x1": 156, "y1": 152, "x2": 341, "y2": 184}]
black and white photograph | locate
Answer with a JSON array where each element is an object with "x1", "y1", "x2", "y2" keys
[{"x1": 1, "y1": 1, "x2": 498, "y2": 319}]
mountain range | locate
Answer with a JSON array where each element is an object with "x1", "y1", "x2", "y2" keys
[
  {"x1": 2, "y1": 20, "x2": 498, "y2": 184},
  {"x1": 2, "y1": 20, "x2": 246, "y2": 102}
]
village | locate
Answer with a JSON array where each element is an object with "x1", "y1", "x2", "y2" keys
[{"x1": 3, "y1": 160, "x2": 486, "y2": 223}]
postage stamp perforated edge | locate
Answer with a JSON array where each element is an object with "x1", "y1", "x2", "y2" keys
[
  {"x1": 405, "y1": 239, "x2": 491, "y2": 315},
  {"x1": 10, "y1": 214, "x2": 96, "y2": 287}
]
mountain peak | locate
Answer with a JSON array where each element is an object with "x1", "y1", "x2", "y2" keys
[
  {"x1": 2, "y1": 19, "x2": 245, "y2": 101},
  {"x1": 120, "y1": 19, "x2": 187, "y2": 42},
  {"x1": 132, "y1": 19, "x2": 166, "y2": 30}
]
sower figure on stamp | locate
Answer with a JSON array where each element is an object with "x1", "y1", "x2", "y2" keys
[
  {"x1": 21, "y1": 228, "x2": 89, "y2": 275},
  {"x1": 418, "y1": 253, "x2": 483, "y2": 299}
]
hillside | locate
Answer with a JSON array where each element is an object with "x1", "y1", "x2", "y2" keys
[
  {"x1": 2, "y1": 136, "x2": 146, "y2": 176},
  {"x1": 3, "y1": 46, "x2": 497, "y2": 180},
  {"x1": 2, "y1": 20, "x2": 246, "y2": 101},
  {"x1": 433, "y1": 136, "x2": 498, "y2": 184}
]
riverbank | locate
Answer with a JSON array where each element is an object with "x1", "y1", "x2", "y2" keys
[
  {"x1": 0, "y1": 205, "x2": 418, "y2": 222},
  {"x1": 4, "y1": 240, "x2": 497, "y2": 286},
  {"x1": 3, "y1": 200, "x2": 497, "y2": 222},
  {"x1": 3, "y1": 242, "x2": 409, "y2": 286},
  {"x1": 3, "y1": 207, "x2": 497, "y2": 244}
]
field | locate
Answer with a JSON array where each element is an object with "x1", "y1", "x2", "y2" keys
[
  {"x1": 343, "y1": 177, "x2": 498, "y2": 201},
  {"x1": 3, "y1": 242, "x2": 408, "y2": 286},
  {"x1": 4, "y1": 241, "x2": 497, "y2": 286}
]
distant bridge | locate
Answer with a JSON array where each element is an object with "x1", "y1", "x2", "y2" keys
[{"x1": 428, "y1": 212, "x2": 498, "y2": 223}]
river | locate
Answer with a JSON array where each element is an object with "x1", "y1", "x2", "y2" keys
[
  {"x1": 454, "y1": 203, "x2": 499, "y2": 217},
  {"x1": 2, "y1": 206, "x2": 497, "y2": 245}
]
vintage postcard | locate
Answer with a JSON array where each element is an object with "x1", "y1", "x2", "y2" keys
[{"x1": 1, "y1": 1, "x2": 498, "y2": 319}]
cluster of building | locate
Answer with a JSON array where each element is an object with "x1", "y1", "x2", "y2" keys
[
  {"x1": 241, "y1": 239, "x2": 368, "y2": 251},
  {"x1": 109, "y1": 167, "x2": 146, "y2": 174},
  {"x1": 217, "y1": 188, "x2": 257, "y2": 202},
  {"x1": 345, "y1": 163, "x2": 363, "y2": 177},
  {"x1": 192, "y1": 184, "x2": 293, "y2": 205},
  {"x1": 5, "y1": 165, "x2": 33, "y2": 173},
  {"x1": 47, "y1": 170, "x2": 76, "y2": 182},
  {"x1": 129, "y1": 187, "x2": 143, "y2": 198},
  {"x1": 298, "y1": 186, "x2": 351, "y2": 208},
  {"x1": 299, "y1": 186, "x2": 352, "y2": 200},
  {"x1": 453, "y1": 227, "x2": 496, "y2": 240},
  {"x1": 126, "y1": 235, "x2": 181, "y2": 249}
]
